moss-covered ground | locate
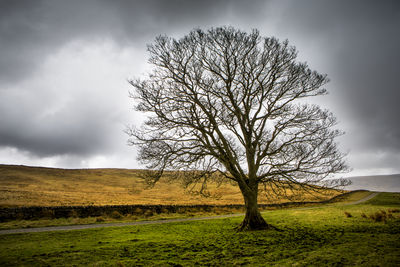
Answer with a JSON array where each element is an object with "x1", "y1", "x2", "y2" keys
[{"x1": 0, "y1": 193, "x2": 399, "y2": 266}]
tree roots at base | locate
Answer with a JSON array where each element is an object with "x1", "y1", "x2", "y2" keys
[{"x1": 235, "y1": 213, "x2": 282, "y2": 231}]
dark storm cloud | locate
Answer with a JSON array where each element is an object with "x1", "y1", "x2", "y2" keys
[
  {"x1": 273, "y1": 0, "x2": 400, "y2": 157},
  {"x1": 0, "y1": 95, "x2": 113, "y2": 157},
  {"x1": 0, "y1": 67, "x2": 122, "y2": 158},
  {"x1": 0, "y1": 0, "x2": 121, "y2": 84},
  {"x1": 0, "y1": 0, "x2": 267, "y2": 84},
  {"x1": 0, "y1": 0, "x2": 268, "y2": 159}
]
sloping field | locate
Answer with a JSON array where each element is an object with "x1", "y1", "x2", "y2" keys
[{"x1": 0, "y1": 164, "x2": 340, "y2": 207}]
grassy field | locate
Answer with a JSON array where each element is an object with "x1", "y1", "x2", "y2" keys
[
  {"x1": 0, "y1": 192, "x2": 399, "y2": 266},
  {"x1": 0, "y1": 164, "x2": 340, "y2": 207}
]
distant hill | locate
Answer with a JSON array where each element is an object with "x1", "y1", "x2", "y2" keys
[{"x1": 344, "y1": 174, "x2": 400, "y2": 192}]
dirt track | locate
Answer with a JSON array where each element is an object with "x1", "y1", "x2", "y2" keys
[
  {"x1": 345, "y1": 192, "x2": 379, "y2": 205},
  {"x1": 0, "y1": 192, "x2": 379, "y2": 235}
]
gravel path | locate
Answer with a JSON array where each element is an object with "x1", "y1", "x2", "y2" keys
[
  {"x1": 0, "y1": 192, "x2": 379, "y2": 235},
  {"x1": 344, "y1": 192, "x2": 379, "y2": 205},
  {"x1": 0, "y1": 213, "x2": 244, "y2": 235}
]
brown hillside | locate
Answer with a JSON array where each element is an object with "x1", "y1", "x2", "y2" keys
[{"x1": 0, "y1": 164, "x2": 340, "y2": 207}]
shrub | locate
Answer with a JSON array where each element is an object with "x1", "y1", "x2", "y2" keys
[
  {"x1": 96, "y1": 217, "x2": 105, "y2": 222},
  {"x1": 144, "y1": 210, "x2": 153, "y2": 217},
  {"x1": 369, "y1": 211, "x2": 386, "y2": 222},
  {"x1": 161, "y1": 208, "x2": 170, "y2": 214},
  {"x1": 15, "y1": 212, "x2": 25, "y2": 220},
  {"x1": 176, "y1": 207, "x2": 186, "y2": 214},
  {"x1": 68, "y1": 210, "x2": 79, "y2": 218},
  {"x1": 362, "y1": 209, "x2": 400, "y2": 223},
  {"x1": 128, "y1": 215, "x2": 138, "y2": 221},
  {"x1": 40, "y1": 209, "x2": 55, "y2": 219},
  {"x1": 110, "y1": 211, "x2": 123, "y2": 219},
  {"x1": 134, "y1": 208, "x2": 143, "y2": 215},
  {"x1": 344, "y1": 212, "x2": 352, "y2": 218},
  {"x1": 388, "y1": 208, "x2": 400, "y2": 213}
]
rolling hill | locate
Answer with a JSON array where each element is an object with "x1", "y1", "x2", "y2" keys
[{"x1": 0, "y1": 164, "x2": 341, "y2": 207}]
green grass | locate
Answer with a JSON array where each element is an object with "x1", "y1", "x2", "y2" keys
[
  {"x1": 365, "y1": 192, "x2": 400, "y2": 206},
  {"x1": 0, "y1": 210, "x2": 233, "y2": 230},
  {"x1": 328, "y1": 190, "x2": 373, "y2": 204},
  {"x1": 1, "y1": 193, "x2": 399, "y2": 266}
]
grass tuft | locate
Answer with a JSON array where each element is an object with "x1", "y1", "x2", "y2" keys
[
  {"x1": 388, "y1": 208, "x2": 400, "y2": 213},
  {"x1": 68, "y1": 210, "x2": 79, "y2": 218},
  {"x1": 344, "y1": 211, "x2": 352, "y2": 218},
  {"x1": 143, "y1": 210, "x2": 154, "y2": 217},
  {"x1": 365, "y1": 209, "x2": 400, "y2": 223},
  {"x1": 95, "y1": 217, "x2": 105, "y2": 222},
  {"x1": 110, "y1": 211, "x2": 123, "y2": 219}
]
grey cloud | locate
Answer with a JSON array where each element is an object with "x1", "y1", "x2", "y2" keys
[
  {"x1": 0, "y1": 0, "x2": 268, "y2": 85},
  {"x1": 0, "y1": 84, "x2": 120, "y2": 157},
  {"x1": 0, "y1": 0, "x2": 399, "y2": 173},
  {"x1": 0, "y1": 0, "x2": 120, "y2": 84},
  {"x1": 270, "y1": 0, "x2": 400, "y2": 157},
  {"x1": 329, "y1": 1, "x2": 400, "y2": 153},
  {"x1": 0, "y1": 0, "x2": 270, "y2": 159}
]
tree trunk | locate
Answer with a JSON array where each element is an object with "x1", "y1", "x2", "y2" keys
[{"x1": 237, "y1": 185, "x2": 270, "y2": 231}]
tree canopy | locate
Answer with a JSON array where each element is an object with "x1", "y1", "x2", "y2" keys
[{"x1": 127, "y1": 27, "x2": 348, "y2": 230}]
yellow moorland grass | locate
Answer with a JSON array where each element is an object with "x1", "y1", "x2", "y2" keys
[{"x1": 0, "y1": 164, "x2": 341, "y2": 207}]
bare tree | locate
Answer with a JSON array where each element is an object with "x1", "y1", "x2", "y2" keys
[{"x1": 127, "y1": 27, "x2": 348, "y2": 230}]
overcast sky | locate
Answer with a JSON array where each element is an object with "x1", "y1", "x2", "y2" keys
[{"x1": 0, "y1": 0, "x2": 399, "y2": 176}]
